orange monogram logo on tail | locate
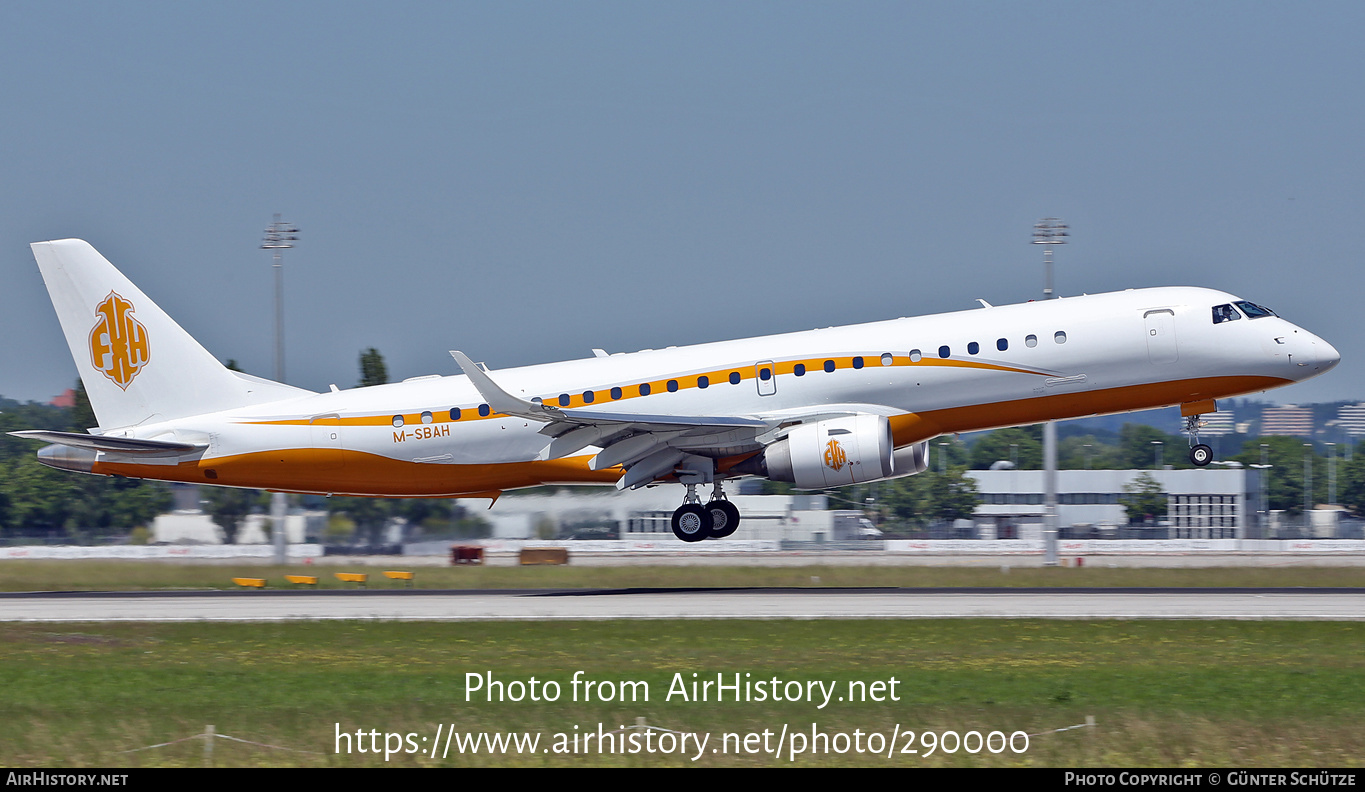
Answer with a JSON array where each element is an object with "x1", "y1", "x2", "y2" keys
[
  {"x1": 89, "y1": 292, "x2": 150, "y2": 390},
  {"x1": 824, "y1": 437, "x2": 847, "y2": 471}
]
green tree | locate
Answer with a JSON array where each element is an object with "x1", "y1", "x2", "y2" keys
[
  {"x1": 969, "y1": 426, "x2": 1041, "y2": 469},
  {"x1": 1119, "y1": 424, "x2": 1191, "y2": 469},
  {"x1": 1058, "y1": 434, "x2": 1123, "y2": 469},
  {"x1": 202, "y1": 486, "x2": 257, "y2": 544},
  {"x1": 1232, "y1": 437, "x2": 1324, "y2": 514},
  {"x1": 71, "y1": 380, "x2": 97, "y2": 431},
  {"x1": 1339, "y1": 444, "x2": 1365, "y2": 517},
  {"x1": 882, "y1": 466, "x2": 980, "y2": 526},
  {"x1": 1120, "y1": 471, "x2": 1167, "y2": 522},
  {"x1": 1, "y1": 386, "x2": 171, "y2": 540},
  {"x1": 359, "y1": 348, "x2": 389, "y2": 388},
  {"x1": 330, "y1": 497, "x2": 392, "y2": 545},
  {"x1": 0, "y1": 455, "x2": 80, "y2": 535}
]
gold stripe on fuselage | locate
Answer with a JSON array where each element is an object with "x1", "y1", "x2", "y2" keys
[{"x1": 94, "y1": 374, "x2": 1290, "y2": 498}]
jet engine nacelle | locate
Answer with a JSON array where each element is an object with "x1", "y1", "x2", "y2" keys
[{"x1": 762, "y1": 414, "x2": 897, "y2": 490}]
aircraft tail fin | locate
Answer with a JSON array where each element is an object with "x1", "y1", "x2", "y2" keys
[{"x1": 30, "y1": 239, "x2": 312, "y2": 430}]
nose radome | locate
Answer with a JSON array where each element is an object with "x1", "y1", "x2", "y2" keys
[{"x1": 1316, "y1": 336, "x2": 1341, "y2": 373}]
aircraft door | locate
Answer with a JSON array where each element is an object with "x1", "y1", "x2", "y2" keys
[
  {"x1": 755, "y1": 361, "x2": 777, "y2": 396},
  {"x1": 1143, "y1": 309, "x2": 1179, "y2": 365},
  {"x1": 309, "y1": 413, "x2": 344, "y2": 470}
]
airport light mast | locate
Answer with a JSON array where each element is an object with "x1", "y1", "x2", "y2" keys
[
  {"x1": 261, "y1": 215, "x2": 299, "y2": 383},
  {"x1": 1033, "y1": 218, "x2": 1068, "y2": 567},
  {"x1": 261, "y1": 215, "x2": 298, "y2": 565}
]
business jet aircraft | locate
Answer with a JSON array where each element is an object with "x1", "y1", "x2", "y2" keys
[{"x1": 13, "y1": 239, "x2": 1339, "y2": 542}]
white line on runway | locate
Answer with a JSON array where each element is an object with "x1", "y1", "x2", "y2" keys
[{"x1": 2, "y1": 591, "x2": 1363, "y2": 622}]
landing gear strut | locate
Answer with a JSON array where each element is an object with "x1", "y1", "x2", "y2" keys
[{"x1": 1185, "y1": 414, "x2": 1213, "y2": 467}]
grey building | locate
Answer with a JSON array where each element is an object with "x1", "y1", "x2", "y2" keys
[{"x1": 967, "y1": 468, "x2": 1262, "y2": 539}]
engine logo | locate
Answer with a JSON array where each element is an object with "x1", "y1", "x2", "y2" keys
[
  {"x1": 89, "y1": 292, "x2": 150, "y2": 390},
  {"x1": 824, "y1": 437, "x2": 847, "y2": 471}
]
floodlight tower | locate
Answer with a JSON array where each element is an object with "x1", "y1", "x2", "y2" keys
[
  {"x1": 261, "y1": 215, "x2": 298, "y2": 565},
  {"x1": 1032, "y1": 218, "x2": 1068, "y2": 566},
  {"x1": 261, "y1": 215, "x2": 299, "y2": 383}
]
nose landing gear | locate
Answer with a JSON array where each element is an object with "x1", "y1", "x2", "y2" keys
[{"x1": 1186, "y1": 414, "x2": 1213, "y2": 467}]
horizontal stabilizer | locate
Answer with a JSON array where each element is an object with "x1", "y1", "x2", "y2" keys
[{"x1": 8, "y1": 430, "x2": 205, "y2": 454}]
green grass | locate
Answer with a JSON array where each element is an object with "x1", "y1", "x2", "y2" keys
[
  {"x1": 2, "y1": 620, "x2": 1363, "y2": 767},
  {"x1": 1, "y1": 560, "x2": 1363, "y2": 592}
]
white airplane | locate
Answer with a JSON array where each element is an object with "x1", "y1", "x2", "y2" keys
[{"x1": 13, "y1": 239, "x2": 1340, "y2": 542}]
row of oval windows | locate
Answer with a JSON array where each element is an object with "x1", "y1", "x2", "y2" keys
[{"x1": 389, "y1": 331, "x2": 1069, "y2": 427}]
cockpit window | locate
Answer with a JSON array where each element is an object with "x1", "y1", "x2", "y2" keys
[
  {"x1": 1212, "y1": 304, "x2": 1242, "y2": 324},
  {"x1": 1235, "y1": 300, "x2": 1277, "y2": 319}
]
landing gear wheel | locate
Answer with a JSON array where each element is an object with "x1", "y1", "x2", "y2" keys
[
  {"x1": 671, "y1": 503, "x2": 713, "y2": 542},
  {"x1": 1190, "y1": 444, "x2": 1213, "y2": 467},
  {"x1": 706, "y1": 500, "x2": 741, "y2": 539}
]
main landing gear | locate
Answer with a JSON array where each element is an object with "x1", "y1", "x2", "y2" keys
[
  {"x1": 670, "y1": 482, "x2": 742, "y2": 542},
  {"x1": 1186, "y1": 414, "x2": 1213, "y2": 467}
]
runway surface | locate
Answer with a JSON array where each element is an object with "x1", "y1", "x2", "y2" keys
[{"x1": 2, "y1": 587, "x2": 1362, "y2": 622}]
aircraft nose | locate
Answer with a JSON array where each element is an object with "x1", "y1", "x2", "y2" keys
[
  {"x1": 1291, "y1": 329, "x2": 1340, "y2": 377},
  {"x1": 1316, "y1": 336, "x2": 1341, "y2": 373}
]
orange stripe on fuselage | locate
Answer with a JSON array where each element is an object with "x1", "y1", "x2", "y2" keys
[
  {"x1": 93, "y1": 449, "x2": 622, "y2": 497},
  {"x1": 889, "y1": 374, "x2": 1289, "y2": 446},
  {"x1": 237, "y1": 355, "x2": 1049, "y2": 428},
  {"x1": 95, "y1": 374, "x2": 1290, "y2": 497}
]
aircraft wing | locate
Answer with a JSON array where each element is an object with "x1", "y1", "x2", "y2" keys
[
  {"x1": 450, "y1": 351, "x2": 771, "y2": 479},
  {"x1": 450, "y1": 351, "x2": 765, "y2": 429},
  {"x1": 450, "y1": 352, "x2": 916, "y2": 490}
]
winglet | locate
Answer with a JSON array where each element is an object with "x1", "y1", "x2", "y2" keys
[{"x1": 449, "y1": 351, "x2": 557, "y2": 422}]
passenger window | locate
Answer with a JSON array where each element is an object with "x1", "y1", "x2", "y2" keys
[
  {"x1": 478, "y1": 404, "x2": 490, "y2": 417},
  {"x1": 421, "y1": 411, "x2": 433, "y2": 424},
  {"x1": 967, "y1": 342, "x2": 979, "y2": 355},
  {"x1": 582, "y1": 391, "x2": 595, "y2": 403},
  {"x1": 758, "y1": 368, "x2": 771, "y2": 381},
  {"x1": 997, "y1": 338, "x2": 1008, "y2": 351},
  {"x1": 610, "y1": 387, "x2": 622, "y2": 400},
  {"x1": 938, "y1": 345, "x2": 950, "y2": 358},
  {"x1": 1025, "y1": 335, "x2": 1038, "y2": 348},
  {"x1": 909, "y1": 349, "x2": 922, "y2": 362},
  {"x1": 667, "y1": 379, "x2": 679, "y2": 392},
  {"x1": 794, "y1": 363, "x2": 807, "y2": 376},
  {"x1": 449, "y1": 408, "x2": 462, "y2": 421},
  {"x1": 880, "y1": 353, "x2": 893, "y2": 367},
  {"x1": 1054, "y1": 331, "x2": 1067, "y2": 344},
  {"x1": 639, "y1": 383, "x2": 651, "y2": 396},
  {"x1": 392, "y1": 415, "x2": 404, "y2": 428},
  {"x1": 558, "y1": 394, "x2": 571, "y2": 406},
  {"x1": 852, "y1": 356, "x2": 864, "y2": 369},
  {"x1": 697, "y1": 375, "x2": 709, "y2": 389},
  {"x1": 824, "y1": 360, "x2": 836, "y2": 373},
  {"x1": 729, "y1": 371, "x2": 741, "y2": 385}
]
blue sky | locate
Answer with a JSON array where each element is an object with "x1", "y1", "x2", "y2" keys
[{"x1": 2, "y1": 2, "x2": 1361, "y2": 408}]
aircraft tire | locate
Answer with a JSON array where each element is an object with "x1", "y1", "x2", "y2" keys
[
  {"x1": 1190, "y1": 444, "x2": 1213, "y2": 467},
  {"x1": 706, "y1": 500, "x2": 741, "y2": 539},
  {"x1": 671, "y1": 504, "x2": 713, "y2": 542}
]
